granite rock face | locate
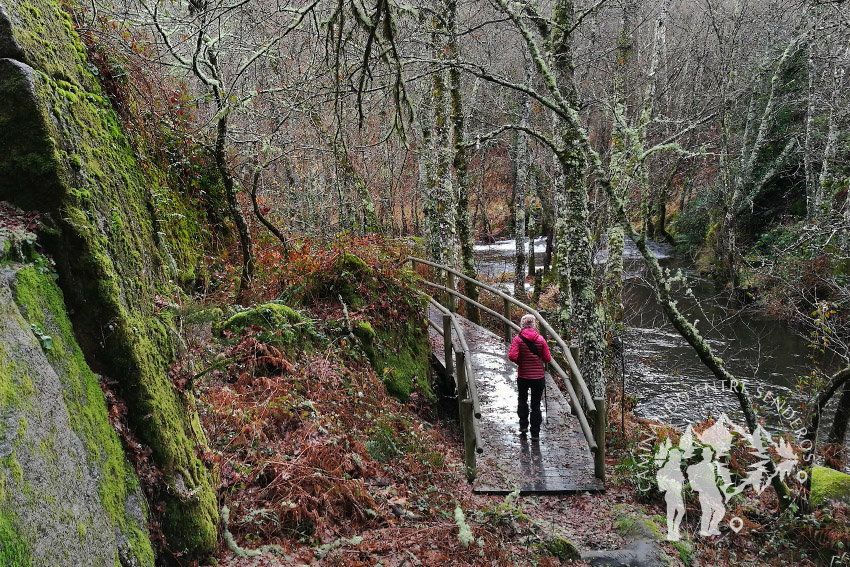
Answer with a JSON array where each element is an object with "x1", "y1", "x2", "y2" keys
[
  {"x1": 0, "y1": 262, "x2": 153, "y2": 566},
  {"x1": 0, "y1": 0, "x2": 218, "y2": 560}
]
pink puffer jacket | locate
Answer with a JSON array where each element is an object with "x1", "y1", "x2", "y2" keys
[{"x1": 508, "y1": 328, "x2": 552, "y2": 380}]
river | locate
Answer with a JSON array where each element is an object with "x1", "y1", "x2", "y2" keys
[{"x1": 474, "y1": 237, "x2": 819, "y2": 430}]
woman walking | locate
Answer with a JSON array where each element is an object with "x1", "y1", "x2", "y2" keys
[{"x1": 508, "y1": 314, "x2": 552, "y2": 441}]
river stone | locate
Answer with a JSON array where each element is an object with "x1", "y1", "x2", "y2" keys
[
  {"x1": 580, "y1": 504, "x2": 682, "y2": 567},
  {"x1": 0, "y1": 267, "x2": 153, "y2": 566},
  {"x1": 810, "y1": 465, "x2": 850, "y2": 507}
]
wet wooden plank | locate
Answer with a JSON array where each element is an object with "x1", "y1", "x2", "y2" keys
[{"x1": 428, "y1": 306, "x2": 604, "y2": 494}]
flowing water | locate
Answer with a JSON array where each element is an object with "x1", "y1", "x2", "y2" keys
[{"x1": 474, "y1": 238, "x2": 819, "y2": 430}]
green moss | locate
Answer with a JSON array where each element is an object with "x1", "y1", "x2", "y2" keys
[
  {"x1": 11, "y1": 266, "x2": 155, "y2": 566},
  {"x1": 611, "y1": 504, "x2": 665, "y2": 540},
  {"x1": 353, "y1": 321, "x2": 377, "y2": 365},
  {"x1": 0, "y1": 508, "x2": 31, "y2": 567},
  {"x1": 0, "y1": 344, "x2": 32, "y2": 410},
  {"x1": 221, "y1": 302, "x2": 315, "y2": 353},
  {"x1": 223, "y1": 302, "x2": 301, "y2": 330},
  {"x1": 0, "y1": 0, "x2": 219, "y2": 555},
  {"x1": 183, "y1": 307, "x2": 224, "y2": 325},
  {"x1": 811, "y1": 466, "x2": 850, "y2": 507},
  {"x1": 2, "y1": 454, "x2": 24, "y2": 485},
  {"x1": 320, "y1": 253, "x2": 373, "y2": 309},
  {"x1": 372, "y1": 315, "x2": 431, "y2": 402},
  {"x1": 353, "y1": 320, "x2": 375, "y2": 341},
  {"x1": 540, "y1": 535, "x2": 580, "y2": 561},
  {"x1": 298, "y1": 253, "x2": 432, "y2": 402}
]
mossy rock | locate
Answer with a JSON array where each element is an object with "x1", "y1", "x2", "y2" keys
[
  {"x1": 350, "y1": 303, "x2": 430, "y2": 403},
  {"x1": 811, "y1": 466, "x2": 850, "y2": 507},
  {"x1": 374, "y1": 318, "x2": 431, "y2": 402},
  {"x1": 0, "y1": 0, "x2": 218, "y2": 557},
  {"x1": 2, "y1": 265, "x2": 154, "y2": 566},
  {"x1": 541, "y1": 535, "x2": 580, "y2": 561},
  {"x1": 352, "y1": 320, "x2": 377, "y2": 365},
  {"x1": 183, "y1": 306, "x2": 224, "y2": 326},
  {"x1": 612, "y1": 504, "x2": 665, "y2": 541},
  {"x1": 220, "y1": 302, "x2": 316, "y2": 352},
  {"x1": 296, "y1": 253, "x2": 432, "y2": 402},
  {"x1": 325, "y1": 253, "x2": 373, "y2": 309},
  {"x1": 0, "y1": 508, "x2": 30, "y2": 567}
]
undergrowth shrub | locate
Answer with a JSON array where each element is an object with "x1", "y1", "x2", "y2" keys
[{"x1": 670, "y1": 196, "x2": 713, "y2": 252}]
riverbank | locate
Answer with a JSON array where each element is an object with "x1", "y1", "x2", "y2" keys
[
  {"x1": 474, "y1": 236, "x2": 830, "y2": 431},
  {"x1": 180, "y1": 237, "x2": 845, "y2": 567}
]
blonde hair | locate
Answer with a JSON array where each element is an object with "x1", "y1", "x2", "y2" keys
[{"x1": 520, "y1": 314, "x2": 537, "y2": 330}]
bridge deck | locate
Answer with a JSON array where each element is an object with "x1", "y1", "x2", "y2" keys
[{"x1": 428, "y1": 307, "x2": 604, "y2": 494}]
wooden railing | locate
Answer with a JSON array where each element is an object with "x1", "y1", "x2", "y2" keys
[
  {"x1": 426, "y1": 297, "x2": 483, "y2": 481},
  {"x1": 409, "y1": 256, "x2": 606, "y2": 481}
]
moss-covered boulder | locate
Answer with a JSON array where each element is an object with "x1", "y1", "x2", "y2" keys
[
  {"x1": 0, "y1": 264, "x2": 154, "y2": 566},
  {"x1": 0, "y1": 0, "x2": 217, "y2": 558},
  {"x1": 309, "y1": 252, "x2": 373, "y2": 309},
  {"x1": 811, "y1": 466, "x2": 850, "y2": 507},
  {"x1": 580, "y1": 504, "x2": 683, "y2": 567},
  {"x1": 307, "y1": 253, "x2": 431, "y2": 402},
  {"x1": 370, "y1": 316, "x2": 431, "y2": 401},
  {"x1": 541, "y1": 535, "x2": 580, "y2": 561},
  {"x1": 219, "y1": 302, "x2": 316, "y2": 353}
]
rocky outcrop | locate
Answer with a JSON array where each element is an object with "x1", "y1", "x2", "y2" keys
[
  {"x1": 0, "y1": 0, "x2": 218, "y2": 560},
  {"x1": 0, "y1": 259, "x2": 153, "y2": 566},
  {"x1": 811, "y1": 465, "x2": 850, "y2": 507}
]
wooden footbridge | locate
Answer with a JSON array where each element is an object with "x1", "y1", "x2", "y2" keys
[{"x1": 408, "y1": 257, "x2": 605, "y2": 494}]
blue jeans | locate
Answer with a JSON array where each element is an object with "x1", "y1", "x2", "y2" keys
[{"x1": 518, "y1": 378, "x2": 545, "y2": 435}]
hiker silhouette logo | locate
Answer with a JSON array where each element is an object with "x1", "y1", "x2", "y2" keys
[{"x1": 652, "y1": 414, "x2": 803, "y2": 541}]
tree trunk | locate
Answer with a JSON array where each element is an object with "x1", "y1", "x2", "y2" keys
[
  {"x1": 828, "y1": 381, "x2": 850, "y2": 446},
  {"x1": 513, "y1": 52, "x2": 534, "y2": 301},
  {"x1": 249, "y1": 167, "x2": 289, "y2": 255},
  {"x1": 819, "y1": 62, "x2": 845, "y2": 215},
  {"x1": 447, "y1": 0, "x2": 479, "y2": 322},
  {"x1": 654, "y1": 158, "x2": 680, "y2": 242},
  {"x1": 310, "y1": 111, "x2": 379, "y2": 233},
  {"x1": 215, "y1": 112, "x2": 254, "y2": 299},
  {"x1": 423, "y1": 10, "x2": 457, "y2": 287},
  {"x1": 550, "y1": 0, "x2": 606, "y2": 397},
  {"x1": 528, "y1": 206, "x2": 543, "y2": 302},
  {"x1": 804, "y1": 40, "x2": 817, "y2": 218},
  {"x1": 604, "y1": 0, "x2": 635, "y2": 331}
]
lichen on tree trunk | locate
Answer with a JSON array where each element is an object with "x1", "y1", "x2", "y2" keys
[
  {"x1": 423, "y1": 8, "x2": 457, "y2": 285},
  {"x1": 447, "y1": 0, "x2": 479, "y2": 323},
  {"x1": 550, "y1": 0, "x2": 606, "y2": 397}
]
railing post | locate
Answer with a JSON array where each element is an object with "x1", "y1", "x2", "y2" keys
[
  {"x1": 503, "y1": 297, "x2": 511, "y2": 343},
  {"x1": 461, "y1": 399, "x2": 476, "y2": 481},
  {"x1": 456, "y1": 351, "x2": 467, "y2": 400},
  {"x1": 442, "y1": 314, "x2": 453, "y2": 379},
  {"x1": 456, "y1": 352, "x2": 475, "y2": 480},
  {"x1": 569, "y1": 346, "x2": 580, "y2": 414},
  {"x1": 594, "y1": 397, "x2": 606, "y2": 482},
  {"x1": 447, "y1": 271, "x2": 456, "y2": 313}
]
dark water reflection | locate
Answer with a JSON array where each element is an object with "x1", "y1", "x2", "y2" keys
[{"x1": 474, "y1": 238, "x2": 820, "y2": 431}]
